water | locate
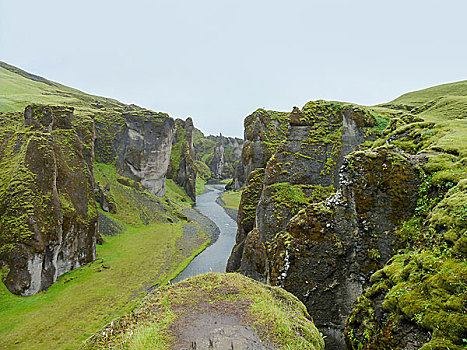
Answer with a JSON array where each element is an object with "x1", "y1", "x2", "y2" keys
[{"x1": 172, "y1": 184, "x2": 237, "y2": 282}]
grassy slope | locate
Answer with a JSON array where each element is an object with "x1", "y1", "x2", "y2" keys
[
  {"x1": 0, "y1": 223, "x2": 183, "y2": 349},
  {"x1": 0, "y1": 174, "x2": 211, "y2": 350},
  {"x1": 221, "y1": 190, "x2": 242, "y2": 210},
  {"x1": 82, "y1": 272, "x2": 325, "y2": 350},
  {"x1": 388, "y1": 80, "x2": 467, "y2": 106},
  {"x1": 0, "y1": 61, "x2": 126, "y2": 116}
]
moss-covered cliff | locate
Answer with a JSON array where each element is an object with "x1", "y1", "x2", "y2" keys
[
  {"x1": 229, "y1": 81, "x2": 467, "y2": 350},
  {"x1": 0, "y1": 105, "x2": 98, "y2": 296}
]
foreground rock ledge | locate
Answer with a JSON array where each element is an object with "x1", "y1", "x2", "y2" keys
[{"x1": 81, "y1": 272, "x2": 325, "y2": 350}]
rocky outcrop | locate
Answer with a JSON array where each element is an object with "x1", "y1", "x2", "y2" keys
[
  {"x1": 209, "y1": 135, "x2": 225, "y2": 177},
  {"x1": 82, "y1": 273, "x2": 325, "y2": 350},
  {"x1": 193, "y1": 131, "x2": 243, "y2": 181},
  {"x1": 233, "y1": 109, "x2": 290, "y2": 188},
  {"x1": 0, "y1": 105, "x2": 98, "y2": 296},
  {"x1": 114, "y1": 111, "x2": 174, "y2": 197},
  {"x1": 168, "y1": 118, "x2": 197, "y2": 201},
  {"x1": 94, "y1": 183, "x2": 116, "y2": 214},
  {"x1": 229, "y1": 102, "x2": 376, "y2": 286},
  {"x1": 175, "y1": 118, "x2": 197, "y2": 201},
  {"x1": 208, "y1": 134, "x2": 243, "y2": 179},
  {"x1": 93, "y1": 109, "x2": 174, "y2": 197},
  {"x1": 226, "y1": 168, "x2": 265, "y2": 274},
  {"x1": 269, "y1": 148, "x2": 422, "y2": 349}
]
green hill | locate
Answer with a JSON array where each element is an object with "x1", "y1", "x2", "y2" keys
[
  {"x1": 0, "y1": 61, "x2": 128, "y2": 115},
  {"x1": 388, "y1": 80, "x2": 467, "y2": 106}
]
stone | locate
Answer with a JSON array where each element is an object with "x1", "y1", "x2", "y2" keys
[
  {"x1": 190, "y1": 325, "x2": 266, "y2": 350},
  {"x1": 0, "y1": 105, "x2": 98, "y2": 296}
]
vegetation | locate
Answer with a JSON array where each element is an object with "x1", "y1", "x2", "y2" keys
[
  {"x1": 82, "y1": 272, "x2": 325, "y2": 350},
  {"x1": 0, "y1": 61, "x2": 128, "y2": 116},
  {"x1": 0, "y1": 220, "x2": 209, "y2": 350},
  {"x1": 0, "y1": 62, "x2": 216, "y2": 349},
  {"x1": 221, "y1": 190, "x2": 242, "y2": 210},
  {"x1": 345, "y1": 81, "x2": 467, "y2": 349}
]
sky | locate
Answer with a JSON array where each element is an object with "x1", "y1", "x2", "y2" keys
[{"x1": 1, "y1": 0, "x2": 466, "y2": 137}]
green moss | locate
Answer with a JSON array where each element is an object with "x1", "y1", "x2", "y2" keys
[
  {"x1": 82, "y1": 273, "x2": 325, "y2": 350},
  {"x1": 0, "y1": 221, "x2": 211, "y2": 350},
  {"x1": 238, "y1": 168, "x2": 266, "y2": 228}
]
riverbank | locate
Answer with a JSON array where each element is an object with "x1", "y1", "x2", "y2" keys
[{"x1": 216, "y1": 196, "x2": 238, "y2": 221}]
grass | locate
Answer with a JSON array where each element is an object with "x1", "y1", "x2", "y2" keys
[
  {"x1": 0, "y1": 62, "x2": 125, "y2": 116},
  {"x1": 388, "y1": 80, "x2": 467, "y2": 106},
  {"x1": 221, "y1": 190, "x2": 242, "y2": 210},
  {"x1": 82, "y1": 273, "x2": 325, "y2": 350},
  {"x1": 0, "y1": 161, "x2": 208, "y2": 350},
  {"x1": 0, "y1": 221, "x2": 207, "y2": 349},
  {"x1": 195, "y1": 175, "x2": 207, "y2": 195}
]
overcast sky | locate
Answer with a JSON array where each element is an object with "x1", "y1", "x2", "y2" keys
[{"x1": 1, "y1": 0, "x2": 466, "y2": 137}]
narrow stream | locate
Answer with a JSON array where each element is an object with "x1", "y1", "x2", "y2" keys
[{"x1": 172, "y1": 184, "x2": 237, "y2": 282}]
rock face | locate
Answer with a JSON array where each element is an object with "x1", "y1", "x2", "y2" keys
[
  {"x1": 228, "y1": 102, "x2": 376, "y2": 285},
  {"x1": 235, "y1": 109, "x2": 290, "y2": 187},
  {"x1": 0, "y1": 105, "x2": 98, "y2": 296},
  {"x1": 209, "y1": 135, "x2": 225, "y2": 178},
  {"x1": 94, "y1": 109, "x2": 174, "y2": 197},
  {"x1": 269, "y1": 148, "x2": 422, "y2": 349},
  {"x1": 115, "y1": 111, "x2": 174, "y2": 197},
  {"x1": 168, "y1": 118, "x2": 197, "y2": 201},
  {"x1": 226, "y1": 168, "x2": 265, "y2": 274},
  {"x1": 175, "y1": 118, "x2": 197, "y2": 201},
  {"x1": 191, "y1": 325, "x2": 266, "y2": 350},
  {"x1": 193, "y1": 131, "x2": 243, "y2": 183},
  {"x1": 207, "y1": 134, "x2": 243, "y2": 179}
]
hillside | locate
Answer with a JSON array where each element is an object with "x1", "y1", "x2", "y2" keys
[
  {"x1": 0, "y1": 61, "x2": 243, "y2": 185},
  {"x1": 0, "y1": 61, "x2": 128, "y2": 115}
]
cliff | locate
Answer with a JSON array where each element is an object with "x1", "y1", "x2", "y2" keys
[
  {"x1": 228, "y1": 81, "x2": 467, "y2": 350},
  {"x1": 94, "y1": 109, "x2": 174, "y2": 197},
  {"x1": 168, "y1": 118, "x2": 197, "y2": 201},
  {"x1": 0, "y1": 105, "x2": 98, "y2": 296},
  {"x1": 227, "y1": 102, "x2": 376, "y2": 283}
]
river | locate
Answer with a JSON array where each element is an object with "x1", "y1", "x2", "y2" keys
[{"x1": 172, "y1": 184, "x2": 237, "y2": 282}]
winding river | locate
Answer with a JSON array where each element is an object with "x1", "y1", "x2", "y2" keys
[{"x1": 173, "y1": 184, "x2": 237, "y2": 282}]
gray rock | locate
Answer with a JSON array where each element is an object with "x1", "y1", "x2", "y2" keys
[
  {"x1": 174, "y1": 117, "x2": 197, "y2": 201},
  {"x1": 115, "y1": 111, "x2": 175, "y2": 197},
  {"x1": 190, "y1": 325, "x2": 266, "y2": 350}
]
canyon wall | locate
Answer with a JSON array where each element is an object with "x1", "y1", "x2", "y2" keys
[{"x1": 0, "y1": 105, "x2": 98, "y2": 295}]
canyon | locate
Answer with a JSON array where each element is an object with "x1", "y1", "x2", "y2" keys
[{"x1": 0, "y1": 60, "x2": 465, "y2": 350}]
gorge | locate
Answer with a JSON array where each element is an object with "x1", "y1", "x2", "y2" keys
[{"x1": 0, "y1": 60, "x2": 465, "y2": 350}]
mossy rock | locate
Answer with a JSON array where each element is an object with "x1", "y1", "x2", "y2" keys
[{"x1": 81, "y1": 272, "x2": 325, "y2": 350}]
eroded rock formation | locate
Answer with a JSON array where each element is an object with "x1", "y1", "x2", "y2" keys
[
  {"x1": 94, "y1": 108, "x2": 175, "y2": 197},
  {"x1": 270, "y1": 148, "x2": 422, "y2": 348},
  {"x1": 175, "y1": 118, "x2": 197, "y2": 201},
  {"x1": 228, "y1": 102, "x2": 376, "y2": 287},
  {"x1": 0, "y1": 105, "x2": 98, "y2": 296},
  {"x1": 167, "y1": 118, "x2": 197, "y2": 201},
  {"x1": 115, "y1": 112, "x2": 174, "y2": 197}
]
